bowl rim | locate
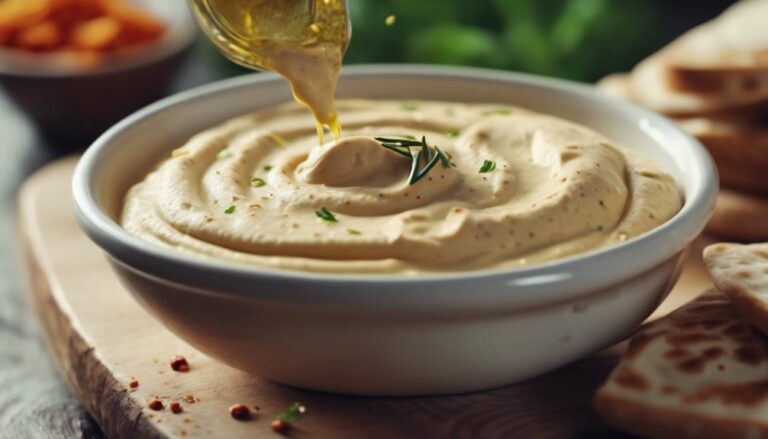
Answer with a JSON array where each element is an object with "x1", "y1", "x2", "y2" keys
[{"x1": 72, "y1": 64, "x2": 718, "y2": 306}]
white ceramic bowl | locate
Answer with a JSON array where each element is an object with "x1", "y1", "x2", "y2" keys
[{"x1": 73, "y1": 65, "x2": 717, "y2": 396}]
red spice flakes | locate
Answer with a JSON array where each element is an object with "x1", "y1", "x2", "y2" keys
[
  {"x1": 271, "y1": 419, "x2": 290, "y2": 434},
  {"x1": 170, "y1": 402, "x2": 183, "y2": 414},
  {"x1": 148, "y1": 399, "x2": 164, "y2": 411},
  {"x1": 170, "y1": 355, "x2": 190, "y2": 372},
  {"x1": 229, "y1": 404, "x2": 251, "y2": 420},
  {"x1": 184, "y1": 395, "x2": 196, "y2": 404},
  {"x1": 129, "y1": 379, "x2": 139, "y2": 389}
]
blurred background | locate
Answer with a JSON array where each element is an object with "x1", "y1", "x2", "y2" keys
[
  {"x1": 0, "y1": 0, "x2": 740, "y2": 150},
  {"x1": 250, "y1": 0, "x2": 734, "y2": 82},
  {"x1": 0, "y1": 0, "x2": 742, "y2": 437}
]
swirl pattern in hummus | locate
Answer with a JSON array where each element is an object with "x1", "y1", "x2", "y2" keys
[{"x1": 121, "y1": 100, "x2": 682, "y2": 274}]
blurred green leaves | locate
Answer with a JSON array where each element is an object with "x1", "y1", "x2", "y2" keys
[
  {"x1": 345, "y1": 0, "x2": 659, "y2": 82},
  {"x1": 409, "y1": 25, "x2": 503, "y2": 68}
]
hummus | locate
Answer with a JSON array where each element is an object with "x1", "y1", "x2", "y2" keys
[{"x1": 121, "y1": 99, "x2": 682, "y2": 274}]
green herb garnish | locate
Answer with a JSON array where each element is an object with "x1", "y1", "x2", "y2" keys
[
  {"x1": 224, "y1": 205, "x2": 236, "y2": 214},
  {"x1": 479, "y1": 160, "x2": 496, "y2": 173},
  {"x1": 276, "y1": 402, "x2": 306, "y2": 422},
  {"x1": 251, "y1": 177, "x2": 266, "y2": 187},
  {"x1": 400, "y1": 102, "x2": 419, "y2": 111},
  {"x1": 375, "y1": 136, "x2": 420, "y2": 159},
  {"x1": 482, "y1": 108, "x2": 512, "y2": 116},
  {"x1": 347, "y1": 228, "x2": 362, "y2": 235},
  {"x1": 374, "y1": 136, "x2": 453, "y2": 185},
  {"x1": 263, "y1": 165, "x2": 273, "y2": 171},
  {"x1": 216, "y1": 148, "x2": 231, "y2": 159},
  {"x1": 315, "y1": 207, "x2": 337, "y2": 223},
  {"x1": 445, "y1": 129, "x2": 460, "y2": 138},
  {"x1": 596, "y1": 225, "x2": 604, "y2": 231}
]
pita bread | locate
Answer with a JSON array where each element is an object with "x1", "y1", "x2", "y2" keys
[
  {"x1": 595, "y1": 290, "x2": 768, "y2": 439},
  {"x1": 705, "y1": 243, "x2": 768, "y2": 337},
  {"x1": 628, "y1": 55, "x2": 768, "y2": 116},
  {"x1": 598, "y1": 1, "x2": 768, "y2": 113},
  {"x1": 661, "y1": 0, "x2": 768, "y2": 96},
  {"x1": 676, "y1": 117, "x2": 768, "y2": 195},
  {"x1": 595, "y1": 73, "x2": 633, "y2": 101},
  {"x1": 669, "y1": 68, "x2": 768, "y2": 97},
  {"x1": 707, "y1": 189, "x2": 768, "y2": 242},
  {"x1": 597, "y1": 62, "x2": 768, "y2": 116},
  {"x1": 664, "y1": 0, "x2": 768, "y2": 72}
]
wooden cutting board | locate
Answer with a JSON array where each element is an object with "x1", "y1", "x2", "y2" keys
[{"x1": 17, "y1": 157, "x2": 714, "y2": 439}]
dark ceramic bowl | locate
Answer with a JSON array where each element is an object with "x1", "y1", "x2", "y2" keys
[{"x1": 0, "y1": 1, "x2": 196, "y2": 149}]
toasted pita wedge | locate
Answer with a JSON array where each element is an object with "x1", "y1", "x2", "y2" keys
[
  {"x1": 676, "y1": 117, "x2": 768, "y2": 196},
  {"x1": 596, "y1": 290, "x2": 768, "y2": 439},
  {"x1": 597, "y1": 62, "x2": 768, "y2": 116},
  {"x1": 665, "y1": 0, "x2": 768, "y2": 72},
  {"x1": 603, "y1": 0, "x2": 768, "y2": 114},
  {"x1": 705, "y1": 243, "x2": 768, "y2": 337},
  {"x1": 656, "y1": 0, "x2": 768, "y2": 96},
  {"x1": 707, "y1": 190, "x2": 768, "y2": 242},
  {"x1": 595, "y1": 73, "x2": 634, "y2": 101},
  {"x1": 628, "y1": 55, "x2": 768, "y2": 116}
]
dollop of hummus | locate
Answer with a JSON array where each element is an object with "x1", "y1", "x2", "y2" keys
[{"x1": 121, "y1": 100, "x2": 682, "y2": 274}]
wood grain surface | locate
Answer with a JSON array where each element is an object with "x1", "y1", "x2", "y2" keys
[{"x1": 16, "y1": 157, "x2": 714, "y2": 439}]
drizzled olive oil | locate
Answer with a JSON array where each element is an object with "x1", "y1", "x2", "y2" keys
[{"x1": 188, "y1": 0, "x2": 350, "y2": 142}]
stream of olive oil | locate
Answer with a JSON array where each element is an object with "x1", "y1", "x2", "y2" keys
[{"x1": 188, "y1": 0, "x2": 349, "y2": 143}]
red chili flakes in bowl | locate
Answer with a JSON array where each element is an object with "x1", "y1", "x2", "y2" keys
[{"x1": 170, "y1": 355, "x2": 190, "y2": 372}]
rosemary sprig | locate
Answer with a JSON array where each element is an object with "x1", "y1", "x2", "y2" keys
[
  {"x1": 435, "y1": 148, "x2": 452, "y2": 168},
  {"x1": 409, "y1": 148, "x2": 441, "y2": 184},
  {"x1": 374, "y1": 136, "x2": 453, "y2": 185},
  {"x1": 375, "y1": 137, "x2": 423, "y2": 147}
]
